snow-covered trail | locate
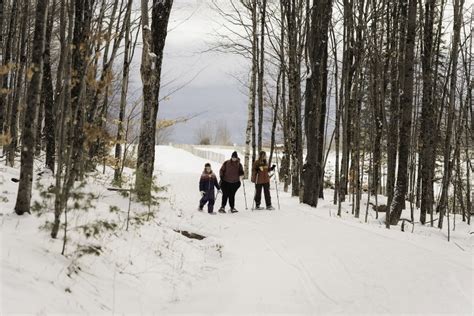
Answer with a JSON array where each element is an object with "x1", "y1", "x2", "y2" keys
[{"x1": 156, "y1": 146, "x2": 472, "y2": 315}]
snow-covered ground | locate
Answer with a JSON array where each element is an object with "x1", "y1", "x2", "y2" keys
[{"x1": 1, "y1": 146, "x2": 473, "y2": 315}]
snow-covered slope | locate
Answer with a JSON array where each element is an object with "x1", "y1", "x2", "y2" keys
[{"x1": 1, "y1": 146, "x2": 473, "y2": 315}]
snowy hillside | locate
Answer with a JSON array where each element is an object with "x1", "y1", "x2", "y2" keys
[{"x1": 1, "y1": 146, "x2": 472, "y2": 315}]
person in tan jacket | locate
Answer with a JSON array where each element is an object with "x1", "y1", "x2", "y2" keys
[{"x1": 251, "y1": 151, "x2": 276, "y2": 210}]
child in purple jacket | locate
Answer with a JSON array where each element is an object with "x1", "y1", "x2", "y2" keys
[{"x1": 199, "y1": 163, "x2": 221, "y2": 214}]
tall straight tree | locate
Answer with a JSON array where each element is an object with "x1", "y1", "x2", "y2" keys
[
  {"x1": 68, "y1": 0, "x2": 94, "y2": 182},
  {"x1": 339, "y1": 0, "x2": 355, "y2": 201},
  {"x1": 256, "y1": 0, "x2": 266, "y2": 152},
  {"x1": 389, "y1": 0, "x2": 417, "y2": 225},
  {"x1": 6, "y1": 0, "x2": 29, "y2": 167},
  {"x1": 0, "y1": 0, "x2": 3, "y2": 46},
  {"x1": 437, "y1": 0, "x2": 465, "y2": 229},
  {"x1": 114, "y1": 0, "x2": 134, "y2": 184},
  {"x1": 14, "y1": 0, "x2": 49, "y2": 215},
  {"x1": 0, "y1": 0, "x2": 18, "y2": 135},
  {"x1": 386, "y1": 0, "x2": 400, "y2": 210},
  {"x1": 303, "y1": 0, "x2": 333, "y2": 206},
  {"x1": 419, "y1": 0, "x2": 436, "y2": 225},
  {"x1": 244, "y1": 0, "x2": 258, "y2": 178},
  {"x1": 284, "y1": 0, "x2": 304, "y2": 199},
  {"x1": 42, "y1": 0, "x2": 55, "y2": 172},
  {"x1": 136, "y1": 0, "x2": 173, "y2": 199}
]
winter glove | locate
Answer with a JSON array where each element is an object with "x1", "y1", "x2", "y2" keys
[{"x1": 270, "y1": 164, "x2": 276, "y2": 171}]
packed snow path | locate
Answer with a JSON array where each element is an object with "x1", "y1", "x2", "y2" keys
[{"x1": 157, "y1": 146, "x2": 472, "y2": 315}]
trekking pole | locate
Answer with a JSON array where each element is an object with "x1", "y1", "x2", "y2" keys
[
  {"x1": 274, "y1": 171, "x2": 281, "y2": 210},
  {"x1": 274, "y1": 147, "x2": 281, "y2": 210},
  {"x1": 252, "y1": 172, "x2": 259, "y2": 211},
  {"x1": 242, "y1": 178, "x2": 248, "y2": 210}
]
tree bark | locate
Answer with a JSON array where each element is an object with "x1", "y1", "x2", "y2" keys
[
  {"x1": 386, "y1": 0, "x2": 400, "y2": 211},
  {"x1": 244, "y1": 0, "x2": 258, "y2": 179},
  {"x1": 0, "y1": 0, "x2": 18, "y2": 137},
  {"x1": 419, "y1": 0, "x2": 436, "y2": 225},
  {"x1": 114, "y1": 0, "x2": 133, "y2": 184},
  {"x1": 389, "y1": 0, "x2": 417, "y2": 225},
  {"x1": 257, "y1": 0, "x2": 266, "y2": 152},
  {"x1": 135, "y1": 0, "x2": 173, "y2": 200},
  {"x1": 302, "y1": 0, "x2": 332, "y2": 207},
  {"x1": 437, "y1": 0, "x2": 464, "y2": 229},
  {"x1": 42, "y1": 0, "x2": 55, "y2": 172},
  {"x1": 14, "y1": 0, "x2": 49, "y2": 215}
]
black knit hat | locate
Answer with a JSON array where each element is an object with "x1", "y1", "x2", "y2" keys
[
  {"x1": 205, "y1": 163, "x2": 211, "y2": 167},
  {"x1": 231, "y1": 151, "x2": 238, "y2": 158}
]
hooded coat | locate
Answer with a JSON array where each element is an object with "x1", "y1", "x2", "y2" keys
[
  {"x1": 251, "y1": 159, "x2": 274, "y2": 184},
  {"x1": 220, "y1": 159, "x2": 244, "y2": 183},
  {"x1": 199, "y1": 169, "x2": 220, "y2": 198}
]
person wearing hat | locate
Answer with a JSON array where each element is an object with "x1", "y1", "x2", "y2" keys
[
  {"x1": 198, "y1": 163, "x2": 221, "y2": 214},
  {"x1": 251, "y1": 151, "x2": 276, "y2": 210},
  {"x1": 219, "y1": 151, "x2": 245, "y2": 213}
]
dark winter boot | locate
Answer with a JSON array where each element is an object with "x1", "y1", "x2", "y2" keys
[
  {"x1": 198, "y1": 206, "x2": 204, "y2": 211},
  {"x1": 230, "y1": 208, "x2": 239, "y2": 213},
  {"x1": 266, "y1": 205, "x2": 275, "y2": 210},
  {"x1": 218, "y1": 207, "x2": 226, "y2": 214}
]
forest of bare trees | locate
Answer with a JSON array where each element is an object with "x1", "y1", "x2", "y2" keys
[
  {"x1": 0, "y1": 0, "x2": 472, "y2": 238},
  {"x1": 211, "y1": 0, "x2": 472, "y2": 228},
  {"x1": 0, "y1": 0, "x2": 174, "y2": 238}
]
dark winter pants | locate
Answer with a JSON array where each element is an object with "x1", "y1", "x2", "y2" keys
[
  {"x1": 255, "y1": 183, "x2": 271, "y2": 207},
  {"x1": 200, "y1": 193, "x2": 215, "y2": 213},
  {"x1": 221, "y1": 181, "x2": 241, "y2": 209}
]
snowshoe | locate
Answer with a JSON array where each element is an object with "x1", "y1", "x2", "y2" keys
[
  {"x1": 230, "y1": 208, "x2": 239, "y2": 213},
  {"x1": 253, "y1": 206, "x2": 264, "y2": 211},
  {"x1": 266, "y1": 206, "x2": 275, "y2": 211},
  {"x1": 218, "y1": 207, "x2": 226, "y2": 214},
  {"x1": 198, "y1": 206, "x2": 204, "y2": 212},
  {"x1": 208, "y1": 211, "x2": 217, "y2": 215}
]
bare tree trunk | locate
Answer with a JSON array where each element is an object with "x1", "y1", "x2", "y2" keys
[
  {"x1": 245, "y1": 0, "x2": 258, "y2": 179},
  {"x1": 269, "y1": 72, "x2": 281, "y2": 166},
  {"x1": 386, "y1": 0, "x2": 400, "y2": 212},
  {"x1": 0, "y1": 0, "x2": 18, "y2": 137},
  {"x1": 14, "y1": 0, "x2": 49, "y2": 215},
  {"x1": 419, "y1": 0, "x2": 436, "y2": 225},
  {"x1": 285, "y1": 1, "x2": 303, "y2": 199},
  {"x1": 329, "y1": 19, "x2": 340, "y2": 207},
  {"x1": 0, "y1": 0, "x2": 3, "y2": 50},
  {"x1": 67, "y1": 0, "x2": 94, "y2": 183},
  {"x1": 135, "y1": 0, "x2": 173, "y2": 199},
  {"x1": 51, "y1": 0, "x2": 74, "y2": 239},
  {"x1": 6, "y1": 0, "x2": 29, "y2": 167},
  {"x1": 339, "y1": 0, "x2": 355, "y2": 202},
  {"x1": 389, "y1": 0, "x2": 417, "y2": 225},
  {"x1": 257, "y1": 0, "x2": 266, "y2": 152},
  {"x1": 42, "y1": 0, "x2": 55, "y2": 171},
  {"x1": 302, "y1": 0, "x2": 332, "y2": 207},
  {"x1": 437, "y1": 0, "x2": 464, "y2": 229},
  {"x1": 114, "y1": 0, "x2": 133, "y2": 184},
  {"x1": 369, "y1": 0, "x2": 383, "y2": 198}
]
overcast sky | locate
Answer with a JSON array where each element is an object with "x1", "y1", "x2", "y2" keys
[{"x1": 128, "y1": 0, "x2": 249, "y2": 145}]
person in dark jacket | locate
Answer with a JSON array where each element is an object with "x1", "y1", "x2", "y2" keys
[
  {"x1": 199, "y1": 163, "x2": 221, "y2": 214},
  {"x1": 252, "y1": 151, "x2": 276, "y2": 210},
  {"x1": 219, "y1": 151, "x2": 245, "y2": 213}
]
